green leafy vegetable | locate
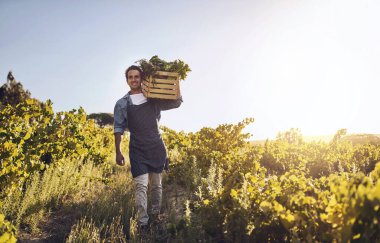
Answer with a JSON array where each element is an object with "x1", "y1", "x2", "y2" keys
[{"x1": 135, "y1": 55, "x2": 191, "y2": 81}]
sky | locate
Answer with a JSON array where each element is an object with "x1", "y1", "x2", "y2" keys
[{"x1": 1, "y1": 0, "x2": 379, "y2": 140}]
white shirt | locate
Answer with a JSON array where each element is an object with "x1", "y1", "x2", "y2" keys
[{"x1": 130, "y1": 93, "x2": 147, "y2": 105}]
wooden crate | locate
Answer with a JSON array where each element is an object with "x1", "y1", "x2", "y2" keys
[{"x1": 142, "y1": 71, "x2": 180, "y2": 100}]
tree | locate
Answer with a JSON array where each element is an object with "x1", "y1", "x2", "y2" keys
[
  {"x1": 0, "y1": 71, "x2": 32, "y2": 107},
  {"x1": 331, "y1": 128, "x2": 347, "y2": 144},
  {"x1": 87, "y1": 112, "x2": 114, "y2": 127}
]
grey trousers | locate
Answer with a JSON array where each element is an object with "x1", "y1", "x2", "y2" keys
[{"x1": 133, "y1": 172, "x2": 162, "y2": 226}]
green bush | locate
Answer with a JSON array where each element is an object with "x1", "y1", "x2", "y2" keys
[{"x1": 0, "y1": 98, "x2": 114, "y2": 197}]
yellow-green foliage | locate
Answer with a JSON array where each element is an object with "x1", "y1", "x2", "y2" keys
[
  {"x1": 0, "y1": 214, "x2": 17, "y2": 243},
  {"x1": 160, "y1": 121, "x2": 380, "y2": 242},
  {"x1": 2, "y1": 95, "x2": 380, "y2": 242},
  {"x1": 0, "y1": 98, "x2": 114, "y2": 196}
]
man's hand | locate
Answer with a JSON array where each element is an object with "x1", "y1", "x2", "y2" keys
[{"x1": 116, "y1": 152, "x2": 125, "y2": 166}]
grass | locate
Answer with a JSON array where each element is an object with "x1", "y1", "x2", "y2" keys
[
  {"x1": 2, "y1": 157, "x2": 105, "y2": 231},
  {"x1": 0, "y1": 154, "x2": 131, "y2": 240},
  {"x1": 66, "y1": 216, "x2": 127, "y2": 243},
  {"x1": 0, "y1": 149, "x2": 193, "y2": 242}
]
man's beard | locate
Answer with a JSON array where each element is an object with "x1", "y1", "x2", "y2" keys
[{"x1": 131, "y1": 86, "x2": 141, "y2": 91}]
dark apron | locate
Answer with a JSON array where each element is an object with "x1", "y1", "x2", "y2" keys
[{"x1": 127, "y1": 99, "x2": 167, "y2": 178}]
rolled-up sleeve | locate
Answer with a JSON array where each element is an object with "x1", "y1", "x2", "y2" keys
[
  {"x1": 154, "y1": 95, "x2": 183, "y2": 111},
  {"x1": 113, "y1": 102, "x2": 127, "y2": 135}
]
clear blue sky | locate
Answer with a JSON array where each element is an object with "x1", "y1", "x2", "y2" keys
[{"x1": 1, "y1": 0, "x2": 379, "y2": 140}]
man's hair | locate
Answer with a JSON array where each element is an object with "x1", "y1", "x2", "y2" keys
[{"x1": 125, "y1": 65, "x2": 144, "y2": 80}]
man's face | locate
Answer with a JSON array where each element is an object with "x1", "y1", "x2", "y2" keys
[{"x1": 127, "y1": 69, "x2": 142, "y2": 90}]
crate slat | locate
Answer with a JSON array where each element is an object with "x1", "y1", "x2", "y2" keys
[
  {"x1": 152, "y1": 78, "x2": 179, "y2": 84},
  {"x1": 145, "y1": 82, "x2": 177, "y2": 89},
  {"x1": 143, "y1": 71, "x2": 180, "y2": 100},
  {"x1": 148, "y1": 88, "x2": 178, "y2": 95},
  {"x1": 155, "y1": 71, "x2": 179, "y2": 77},
  {"x1": 145, "y1": 93, "x2": 177, "y2": 99}
]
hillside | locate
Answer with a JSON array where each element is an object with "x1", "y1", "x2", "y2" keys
[
  {"x1": 2, "y1": 101, "x2": 380, "y2": 242},
  {"x1": 251, "y1": 133, "x2": 380, "y2": 146}
]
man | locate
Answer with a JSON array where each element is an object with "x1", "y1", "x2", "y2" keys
[{"x1": 113, "y1": 65, "x2": 182, "y2": 235}]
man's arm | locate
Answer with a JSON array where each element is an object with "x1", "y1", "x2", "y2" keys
[
  {"x1": 113, "y1": 101, "x2": 126, "y2": 166},
  {"x1": 114, "y1": 132, "x2": 122, "y2": 154},
  {"x1": 113, "y1": 102, "x2": 127, "y2": 134},
  {"x1": 153, "y1": 95, "x2": 183, "y2": 111},
  {"x1": 114, "y1": 132, "x2": 124, "y2": 166}
]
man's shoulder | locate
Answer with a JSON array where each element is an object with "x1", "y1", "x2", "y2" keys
[{"x1": 115, "y1": 93, "x2": 130, "y2": 107}]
